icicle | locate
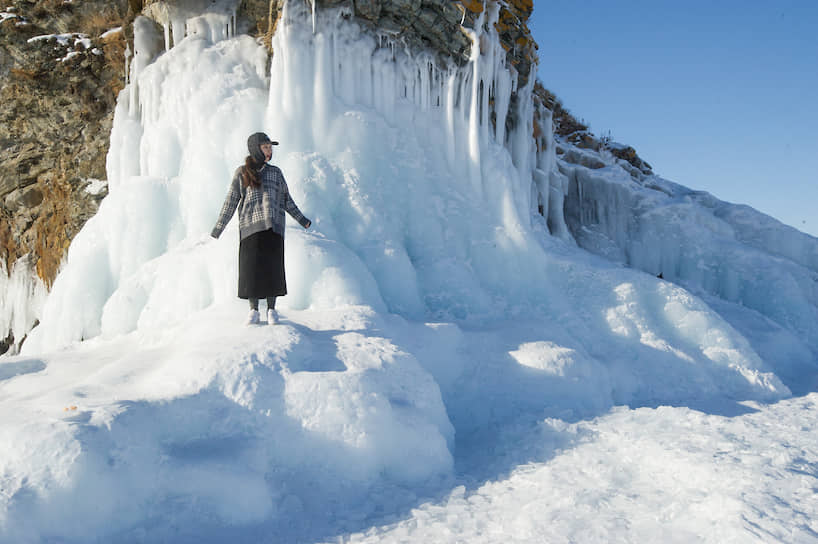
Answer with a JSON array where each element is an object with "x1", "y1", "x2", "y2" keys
[
  {"x1": 312, "y1": 31, "x2": 331, "y2": 143},
  {"x1": 420, "y1": 60, "x2": 429, "y2": 111},
  {"x1": 480, "y1": 2, "x2": 502, "y2": 147},
  {"x1": 444, "y1": 70, "x2": 457, "y2": 166},
  {"x1": 124, "y1": 43, "x2": 131, "y2": 84},
  {"x1": 163, "y1": 22, "x2": 170, "y2": 52},
  {"x1": 338, "y1": 37, "x2": 355, "y2": 104},
  {"x1": 331, "y1": 23, "x2": 341, "y2": 95},
  {"x1": 510, "y1": 73, "x2": 535, "y2": 170},
  {"x1": 129, "y1": 16, "x2": 162, "y2": 118},
  {"x1": 462, "y1": 7, "x2": 485, "y2": 196},
  {"x1": 311, "y1": 0, "x2": 316, "y2": 34},
  {"x1": 494, "y1": 69, "x2": 511, "y2": 144},
  {"x1": 171, "y1": 16, "x2": 185, "y2": 48}
]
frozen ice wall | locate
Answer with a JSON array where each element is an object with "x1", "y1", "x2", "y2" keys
[
  {"x1": 561, "y1": 161, "x2": 818, "y2": 356},
  {"x1": 262, "y1": 1, "x2": 549, "y2": 318},
  {"x1": 24, "y1": 13, "x2": 272, "y2": 352},
  {"x1": 23, "y1": 1, "x2": 561, "y2": 352}
]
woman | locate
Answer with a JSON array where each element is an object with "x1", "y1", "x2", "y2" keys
[{"x1": 211, "y1": 132, "x2": 311, "y2": 325}]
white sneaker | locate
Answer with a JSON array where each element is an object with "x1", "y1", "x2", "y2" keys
[
  {"x1": 267, "y1": 309, "x2": 279, "y2": 325},
  {"x1": 246, "y1": 309, "x2": 260, "y2": 325}
]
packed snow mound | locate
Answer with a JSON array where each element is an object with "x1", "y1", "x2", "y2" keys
[
  {"x1": 1, "y1": 305, "x2": 454, "y2": 542},
  {"x1": 0, "y1": 2, "x2": 813, "y2": 542}
]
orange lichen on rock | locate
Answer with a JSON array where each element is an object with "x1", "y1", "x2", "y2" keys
[
  {"x1": 461, "y1": 0, "x2": 485, "y2": 14},
  {"x1": 33, "y1": 175, "x2": 73, "y2": 288}
]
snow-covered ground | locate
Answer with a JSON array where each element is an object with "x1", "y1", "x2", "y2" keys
[
  {"x1": 348, "y1": 392, "x2": 818, "y2": 543},
  {"x1": 1, "y1": 2, "x2": 817, "y2": 542},
  {"x1": 4, "y1": 301, "x2": 817, "y2": 543}
]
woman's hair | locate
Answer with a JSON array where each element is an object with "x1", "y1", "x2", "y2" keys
[
  {"x1": 240, "y1": 156, "x2": 262, "y2": 188},
  {"x1": 242, "y1": 132, "x2": 274, "y2": 187}
]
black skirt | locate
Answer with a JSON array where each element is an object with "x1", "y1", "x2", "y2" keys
[{"x1": 238, "y1": 229, "x2": 287, "y2": 299}]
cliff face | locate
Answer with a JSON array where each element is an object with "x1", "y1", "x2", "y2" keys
[
  {"x1": 0, "y1": 1, "x2": 137, "y2": 287},
  {"x1": 270, "y1": 0, "x2": 537, "y2": 84}
]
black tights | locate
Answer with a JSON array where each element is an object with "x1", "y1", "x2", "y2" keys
[{"x1": 249, "y1": 297, "x2": 276, "y2": 311}]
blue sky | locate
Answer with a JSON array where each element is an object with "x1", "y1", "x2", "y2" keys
[{"x1": 527, "y1": 1, "x2": 818, "y2": 237}]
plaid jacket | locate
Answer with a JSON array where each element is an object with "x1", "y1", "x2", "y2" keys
[{"x1": 211, "y1": 163, "x2": 310, "y2": 240}]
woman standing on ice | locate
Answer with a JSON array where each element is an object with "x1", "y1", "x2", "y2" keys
[{"x1": 211, "y1": 132, "x2": 311, "y2": 325}]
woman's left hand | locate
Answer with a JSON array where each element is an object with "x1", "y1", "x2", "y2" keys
[{"x1": 304, "y1": 219, "x2": 312, "y2": 229}]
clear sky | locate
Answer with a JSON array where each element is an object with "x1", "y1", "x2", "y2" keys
[{"x1": 527, "y1": 1, "x2": 818, "y2": 237}]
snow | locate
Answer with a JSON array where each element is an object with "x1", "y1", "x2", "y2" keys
[
  {"x1": 27, "y1": 33, "x2": 90, "y2": 49},
  {"x1": 60, "y1": 50, "x2": 81, "y2": 62},
  {"x1": 346, "y1": 396, "x2": 818, "y2": 542},
  {"x1": 83, "y1": 178, "x2": 107, "y2": 196},
  {"x1": 25, "y1": 32, "x2": 93, "y2": 62},
  {"x1": 1, "y1": 8, "x2": 28, "y2": 27},
  {"x1": 562, "y1": 163, "x2": 818, "y2": 354},
  {"x1": 1, "y1": 1, "x2": 817, "y2": 542},
  {"x1": 100, "y1": 27, "x2": 123, "y2": 40}
]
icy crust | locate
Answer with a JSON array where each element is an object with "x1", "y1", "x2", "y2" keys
[{"x1": 560, "y1": 155, "x2": 818, "y2": 353}]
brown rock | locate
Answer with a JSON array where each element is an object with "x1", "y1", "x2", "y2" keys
[
  {"x1": 354, "y1": 0, "x2": 382, "y2": 22},
  {"x1": 0, "y1": 0, "x2": 129, "y2": 281}
]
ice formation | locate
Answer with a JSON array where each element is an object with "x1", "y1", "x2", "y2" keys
[
  {"x1": 24, "y1": 1, "x2": 561, "y2": 351},
  {"x1": 0, "y1": 256, "x2": 47, "y2": 351}
]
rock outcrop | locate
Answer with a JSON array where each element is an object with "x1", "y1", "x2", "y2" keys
[
  {"x1": 1, "y1": 0, "x2": 134, "y2": 285},
  {"x1": 532, "y1": 82, "x2": 652, "y2": 176},
  {"x1": 257, "y1": 0, "x2": 537, "y2": 87}
]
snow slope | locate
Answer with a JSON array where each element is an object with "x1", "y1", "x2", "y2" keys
[
  {"x1": 1, "y1": 2, "x2": 817, "y2": 542},
  {"x1": 347, "y1": 393, "x2": 818, "y2": 543}
]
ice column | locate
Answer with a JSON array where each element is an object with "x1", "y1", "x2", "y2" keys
[
  {"x1": 129, "y1": 16, "x2": 163, "y2": 117},
  {"x1": 0, "y1": 257, "x2": 47, "y2": 356},
  {"x1": 267, "y1": 0, "x2": 539, "y2": 220},
  {"x1": 462, "y1": 12, "x2": 485, "y2": 197}
]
